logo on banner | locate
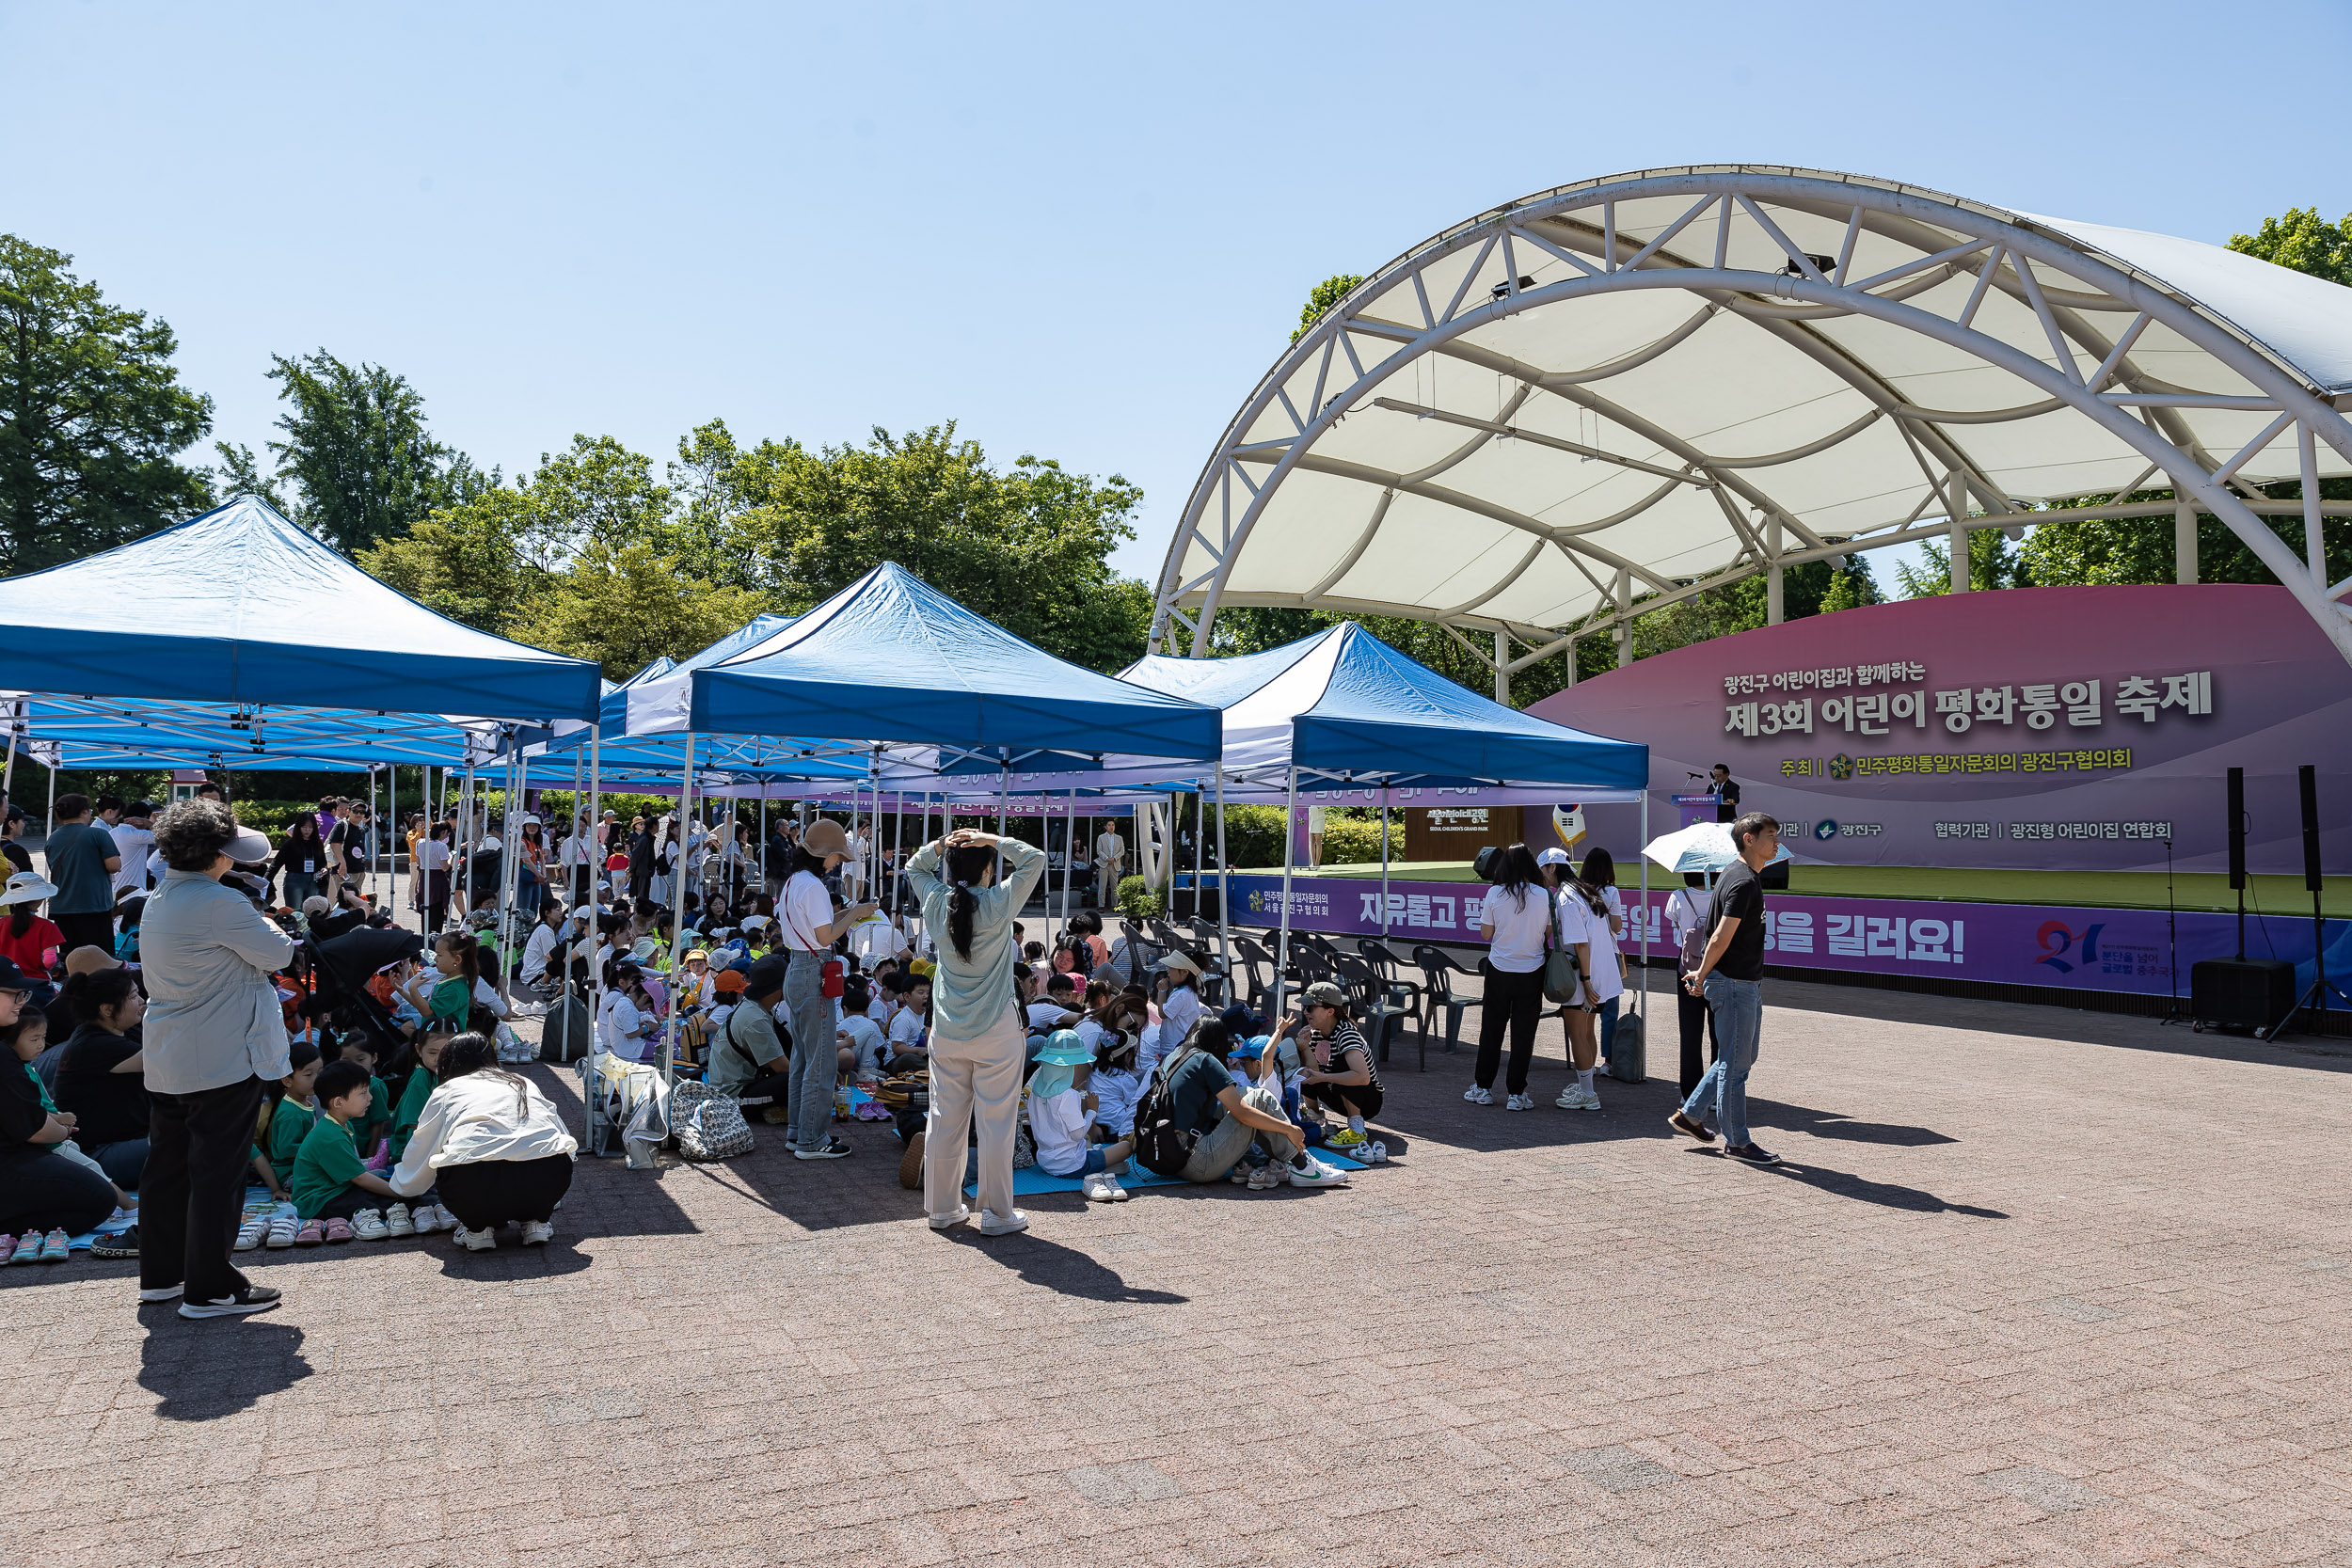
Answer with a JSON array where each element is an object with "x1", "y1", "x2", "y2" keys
[
  {"x1": 2033, "y1": 919, "x2": 2106, "y2": 974},
  {"x1": 1813, "y1": 819, "x2": 1838, "y2": 841},
  {"x1": 1827, "y1": 753, "x2": 1855, "y2": 781}
]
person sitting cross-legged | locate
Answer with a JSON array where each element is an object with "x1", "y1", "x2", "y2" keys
[
  {"x1": 1136, "y1": 1019, "x2": 1348, "y2": 1191},
  {"x1": 1025, "y1": 1030, "x2": 1136, "y2": 1202}
]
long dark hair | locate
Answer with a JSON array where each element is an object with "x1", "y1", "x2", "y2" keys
[
  {"x1": 944, "y1": 841, "x2": 994, "y2": 961},
  {"x1": 787, "y1": 846, "x2": 830, "y2": 879},
  {"x1": 288, "y1": 816, "x2": 320, "y2": 842},
  {"x1": 1579, "y1": 847, "x2": 1616, "y2": 888},
  {"x1": 1489, "y1": 843, "x2": 1541, "y2": 910},
  {"x1": 437, "y1": 1029, "x2": 530, "y2": 1118},
  {"x1": 436, "y1": 930, "x2": 482, "y2": 989},
  {"x1": 8, "y1": 895, "x2": 38, "y2": 940}
]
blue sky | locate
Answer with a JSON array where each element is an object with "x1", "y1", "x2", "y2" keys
[{"x1": 8, "y1": 0, "x2": 2346, "y2": 594}]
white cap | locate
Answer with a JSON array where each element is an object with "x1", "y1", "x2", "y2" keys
[{"x1": 1535, "y1": 847, "x2": 1571, "y2": 866}]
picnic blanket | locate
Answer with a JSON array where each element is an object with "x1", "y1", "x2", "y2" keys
[{"x1": 969, "y1": 1146, "x2": 1370, "y2": 1197}]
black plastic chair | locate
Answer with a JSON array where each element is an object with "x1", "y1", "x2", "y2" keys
[
  {"x1": 1355, "y1": 938, "x2": 1426, "y2": 1018},
  {"x1": 1331, "y1": 952, "x2": 1417, "y2": 1069},
  {"x1": 1411, "y1": 943, "x2": 1482, "y2": 1055},
  {"x1": 1231, "y1": 936, "x2": 1280, "y2": 1016}
]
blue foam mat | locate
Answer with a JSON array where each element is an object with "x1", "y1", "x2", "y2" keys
[{"x1": 969, "y1": 1147, "x2": 1370, "y2": 1197}]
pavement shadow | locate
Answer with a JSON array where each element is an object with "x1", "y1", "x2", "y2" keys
[
  {"x1": 948, "y1": 1229, "x2": 1187, "y2": 1304},
  {"x1": 1754, "y1": 1101, "x2": 1958, "y2": 1147},
  {"x1": 135, "y1": 1312, "x2": 312, "y2": 1419},
  {"x1": 1718, "y1": 1151, "x2": 2008, "y2": 1218}
]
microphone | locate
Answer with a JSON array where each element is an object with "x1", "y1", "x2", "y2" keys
[{"x1": 1685, "y1": 770, "x2": 1707, "y2": 781}]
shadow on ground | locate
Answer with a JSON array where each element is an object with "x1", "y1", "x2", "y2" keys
[{"x1": 136, "y1": 1311, "x2": 311, "y2": 1419}]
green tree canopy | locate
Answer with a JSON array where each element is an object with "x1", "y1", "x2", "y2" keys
[
  {"x1": 1294, "y1": 274, "x2": 1364, "y2": 342},
  {"x1": 2228, "y1": 206, "x2": 2352, "y2": 286},
  {"x1": 227, "y1": 350, "x2": 493, "y2": 556},
  {"x1": 0, "y1": 235, "x2": 215, "y2": 573}
]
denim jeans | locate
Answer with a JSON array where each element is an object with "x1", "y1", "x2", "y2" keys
[
  {"x1": 1596, "y1": 995, "x2": 1620, "y2": 1063},
  {"x1": 783, "y1": 949, "x2": 834, "y2": 1149},
  {"x1": 1680, "y1": 974, "x2": 1760, "y2": 1147}
]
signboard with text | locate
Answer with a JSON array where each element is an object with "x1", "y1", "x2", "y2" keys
[{"x1": 1525, "y1": 585, "x2": 2352, "y2": 875}]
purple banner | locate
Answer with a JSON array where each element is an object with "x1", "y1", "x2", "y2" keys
[{"x1": 1209, "y1": 873, "x2": 2349, "y2": 1000}]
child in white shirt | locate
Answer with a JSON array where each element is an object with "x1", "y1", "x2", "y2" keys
[
  {"x1": 1024, "y1": 1032, "x2": 1136, "y2": 1202},
  {"x1": 834, "y1": 981, "x2": 887, "y2": 1085}
]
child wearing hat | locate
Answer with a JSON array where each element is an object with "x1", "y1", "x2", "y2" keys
[{"x1": 1025, "y1": 1030, "x2": 1136, "y2": 1202}]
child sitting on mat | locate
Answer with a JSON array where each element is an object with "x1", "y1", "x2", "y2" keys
[
  {"x1": 290, "y1": 1059, "x2": 404, "y2": 1243},
  {"x1": 332, "y1": 1036, "x2": 393, "y2": 1160},
  {"x1": 1025, "y1": 1030, "x2": 1136, "y2": 1204},
  {"x1": 262, "y1": 1039, "x2": 324, "y2": 1195}
]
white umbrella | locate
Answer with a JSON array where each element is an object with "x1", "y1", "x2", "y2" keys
[{"x1": 1641, "y1": 820, "x2": 1792, "y2": 876}]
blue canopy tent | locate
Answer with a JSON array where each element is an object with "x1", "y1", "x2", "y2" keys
[{"x1": 0, "y1": 497, "x2": 601, "y2": 721}]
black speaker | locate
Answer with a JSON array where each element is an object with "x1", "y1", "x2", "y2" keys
[
  {"x1": 2227, "y1": 767, "x2": 2247, "y2": 891},
  {"x1": 2191, "y1": 957, "x2": 2296, "y2": 1033},
  {"x1": 2299, "y1": 763, "x2": 2321, "y2": 895},
  {"x1": 1759, "y1": 859, "x2": 1790, "y2": 891}
]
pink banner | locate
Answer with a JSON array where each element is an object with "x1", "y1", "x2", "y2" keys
[{"x1": 1526, "y1": 585, "x2": 2352, "y2": 875}]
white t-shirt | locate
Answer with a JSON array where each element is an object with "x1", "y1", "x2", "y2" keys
[
  {"x1": 599, "y1": 991, "x2": 648, "y2": 1059},
  {"x1": 1480, "y1": 885, "x2": 1550, "y2": 974},
  {"x1": 1026, "y1": 999, "x2": 1076, "y2": 1032},
  {"x1": 419, "y1": 839, "x2": 451, "y2": 871},
  {"x1": 776, "y1": 871, "x2": 833, "y2": 952},
  {"x1": 838, "y1": 1013, "x2": 886, "y2": 1080},
  {"x1": 1026, "y1": 1087, "x2": 1093, "y2": 1178},
  {"x1": 520, "y1": 921, "x2": 563, "y2": 984},
  {"x1": 1554, "y1": 893, "x2": 1623, "y2": 1004},
  {"x1": 1666, "y1": 887, "x2": 1708, "y2": 947},
  {"x1": 110, "y1": 824, "x2": 155, "y2": 892},
  {"x1": 849, "y1": 915, "x2": 905, "y2": 962},
  {"x1": 1159, "y1": 984, "x2": 1202, "y2": 1047},
  {"x1": 887, "y1": 1007, "x2": 926, "y2": 1050}
]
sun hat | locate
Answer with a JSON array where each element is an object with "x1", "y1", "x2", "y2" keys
[
  {"x1": 712, "y1": 969, "x2": 748, "y2": 993},
  {"x1": 800, "y1": 819, "x2": 850, "y2": 858},
  {"x1": 1155, "y1": 950, "x2": 1202, "y2": 975},
  {"x1": 1031, "y1": 1030, "x2": 1092, "y2": 1068},
  {"x1": 1535, "y1": 847, "x2": 1571, "y2": 866},
  {"x1": 0, "y1": 870, "x2": 57, "y2": 907},
  {"x1": 1301, "y1": 980, "x2": 1346, "y2": 1010},
  {"x1": 64, "y1": 945, "x2": 122, "y2": 977},
  {"x1": 682, "y1": 948, "x2": 709, "y2": 964},
  {"x1": 739, "y1": 913, "x2": 769, "y2": 931},
  {"x1": 224, "y1": 824, "x2": 273, "y2": 864}
]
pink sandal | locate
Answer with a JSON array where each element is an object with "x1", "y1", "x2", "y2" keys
[
  {"x1": 294, "y1": 1219, "x2": 325, "y2": 1246},
  {"x1": 322, "y1": 1217, "x2": 354, "y2": 1243}
]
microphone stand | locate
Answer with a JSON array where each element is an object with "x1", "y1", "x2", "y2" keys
[{"x1": 2157, "y1": 835, "x2": 2187, "y2": 1027}]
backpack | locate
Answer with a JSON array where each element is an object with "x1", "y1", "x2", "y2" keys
[
  {"x1": 670, "y1": 1080, "x2": 753, "y2": 1162},
  {"x1": 1129, "y1": 1045, "x2": 1206, "y2": 1177}
]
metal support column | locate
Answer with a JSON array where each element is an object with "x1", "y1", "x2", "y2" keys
[
  {"x1": 2175, "y1": 498, "x2": 2199, "y2": 586},
  {"x1": 1766, "y1": 515, "x2": 1785, "y2": 625},
  {"x1": 1492, "y1": 627, "x2": 1509, "y2": 706},
  {"x1": 1615, "y1": 565, "x2": 1634, "y2": 667},
  {"x1": 1947, "y1": 472, "x2": 1971, "y2": 593},
  {"x1": 1274, "y1": 764, "x2": 1298, "y2": 1019}
]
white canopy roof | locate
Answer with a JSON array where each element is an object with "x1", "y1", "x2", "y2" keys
[{"x1": 1153, "y1": 166, "x2": 2352, "y2": 668}]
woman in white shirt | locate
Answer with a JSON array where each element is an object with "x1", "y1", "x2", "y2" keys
[
  {"x1": 1469, "y1": 845, "x2": 1552, "y2": 1111},
  {"x1": 1551, "y1": 874, "x2": 1618, "y2": 1112},
  {"x1": 389, "y1": 1030, "x2": 578, "y2": 1251},
  {"x1": 1578, "y1": 849, "x2": 1629, "y2": 1065},
  {"x1": 417, "y1": 824, "x2": 454, "y2": 935}
]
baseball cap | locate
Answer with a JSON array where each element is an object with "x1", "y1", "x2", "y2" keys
[
  {"x1": 713, "y1": 969, "x2": 748, "y2": 993},
  {"x1": 0, "y1": 957, "x2": 34, "y2": 992},
  {"x1": 302, "y1": 895, "x2": 331, "y2": 915},
  {"x1": 224, "y1": 824, "x2": 273, "y2": 864},
  {"x1": 1535, "y1": 847, "x2": 1571, "y2": 866},
  {"x1": 1227, "y1": 1035, "x2": 1267, "y2": 1061},
  {"x1": 743, "y1": 954, "x2": 789, "y2": 996}
]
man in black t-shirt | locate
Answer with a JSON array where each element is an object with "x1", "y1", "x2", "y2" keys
[{"x1": 1668, "y1": 811, "x2": 1781, "y2": 1164}]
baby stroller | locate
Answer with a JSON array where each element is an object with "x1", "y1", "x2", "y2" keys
[{"x1": 301, "y1": 924, "x2": 427, "y2": 1074}]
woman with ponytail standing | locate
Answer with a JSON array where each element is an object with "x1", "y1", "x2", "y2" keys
[
  {"x1": 904, "y1": 827, "x2": 1046, "y2": 1235},
  {"x1": 775, "y1": 819, "x2": 876, "y2": 1162}
]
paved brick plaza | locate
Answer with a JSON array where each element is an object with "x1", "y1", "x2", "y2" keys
[{"x1": 9, "y1": 979, "x2": 2352, "y2": 1567}]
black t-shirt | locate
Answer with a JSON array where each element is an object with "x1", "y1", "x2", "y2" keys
[
  {"x1": 1163, "y1": 1048, "x2": 1234, "y2": 1137},
  {"x1": 0, "y1": 842, "x2": 29, "y2": 877},
  {"x1": 1707, "y1": 861, "x2": 1768, "y2": 982},
  {"x1": 54, "y1": 1024, "x2": 147, "y2": 1145},
  {"x1": 0, "y1": 1058, "x2": 49, "y2": 1150}
]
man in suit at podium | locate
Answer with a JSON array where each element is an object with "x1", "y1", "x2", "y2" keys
[{"x1": 1709, "y1": 764, "x2": 1740, "y2": 825}]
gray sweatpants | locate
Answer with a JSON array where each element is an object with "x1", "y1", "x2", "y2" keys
[
  {"x1": 784, "y1": 948, "x2": 835, "y2": 1149},
  {"x1": 1179, "y1": 1083, "x2": 1297, "y2": 1182}
]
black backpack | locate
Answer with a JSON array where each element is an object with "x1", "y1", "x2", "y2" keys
[{"x1": 1129, "y1": 1045, "x2": 1207, "y2": 1177}]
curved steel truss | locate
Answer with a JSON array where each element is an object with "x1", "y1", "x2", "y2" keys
[{"x1": 1151, "y1": 167, "x2": 2352, "y2": 673}]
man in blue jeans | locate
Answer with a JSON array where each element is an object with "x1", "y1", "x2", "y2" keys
[{"x1": 1668, "y1": 812, "x2": 1781, "y2": 1166}]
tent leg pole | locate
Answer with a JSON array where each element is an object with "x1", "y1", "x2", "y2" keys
[
  {"x1": 1275, "y1": 765, "x2": 1297, "y2": 1019},
  {"x1": 1380, "y1": 795, "x2": 1391, "y2": 937},
  {"x1": 663, "y1": 734, "x2": 697, "y2": 1091},
  {"x1": 1214, "y1": 768, "x2": 1231, "y2": 982},
  {"x1": 1637, "y1": 791, "x2": 1648, "y2": 1023},
  {"x1": 496, "y1": 743, "x2": 517, "y2": 1005},
  {"x1": 45, "y1": 764, "x2": 56, "y2": 839},
  {"x1": 586, "y1": 725, "x2": 605, "y2": 1153},
  {"x1": 1061, "y1": 787, "x2": 1075, "y2": 944}
]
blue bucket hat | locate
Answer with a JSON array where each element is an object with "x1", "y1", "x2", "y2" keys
[{"x1": 1031, "y1": 1029, "x2": 1092, "y2": 1068}]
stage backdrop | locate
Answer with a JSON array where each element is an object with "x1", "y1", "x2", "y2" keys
[{"x1": 1528, "y1": 585, "x2": 2352, "y2": 875}]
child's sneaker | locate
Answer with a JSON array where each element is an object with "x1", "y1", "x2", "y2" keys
[
  {"x1": 9, "y1": 1229, "x2": 40, "y2": 1265},
  {"x1": 1326, "y1": 1127, "x2": 1369, "y2": 1153},
  {"x1": 351, "y1": 1209, "x2": 389, "y2": 1242},
  {"x1": 38, "y1": 1228, "x2": 70, "y2": 1261},
  {"x1": 408, "y1": 1204, "x2": 444, "y2": 1234},
  {"x1": 233, "y1": 1213, "x2": 268, "y2": 1251},
  {"x1": 322, "y1": 1216, "x2": 354, "y2": 1243},
  {"x1": 384, "y1": 1203, "x2": 415, "y2": 1237},
  {"x1": 1462, "y1": 1085, "x2": 1493, "y2": 1105},
  {"x1": 265, "y1": 1212, "x2": 299, "y2": 1248},
  {"x1": 294, "y1": 1219, "x2": 325, "y2": 1247},
  {"x1": 0, "y1": 1235, "x2": 15, "y2": 1264}
]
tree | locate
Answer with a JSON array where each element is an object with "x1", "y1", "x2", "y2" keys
[
  {"x1": 209, "y1": 440, "x2": 288, "y2": 514},
  {"x1": 1294, "y1": 274, "x2": 1365, "y2": 342},
  {"x1": 0, "y1": 234, "x2": 215, "y2": 573},
  {"x1": 505, "y1": 538, "x2": 769, "y2": 679},
  {"x1": 1891, "y1": 530, "x2": 2028, "y2": 596},
  {"x1": 714, "y1": 423, "x2": 1155, "y2": 671},
  {"x1": 240, "y1": 350, "x2": 492, "y2": 556},
  {"x1": 2229, "y1": 206, "x2": 2352, "y2": 286}
]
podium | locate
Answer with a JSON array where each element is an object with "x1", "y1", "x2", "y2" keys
[{"x1": 1671, "y1": 794, "x2": 1721, "y2": 830}]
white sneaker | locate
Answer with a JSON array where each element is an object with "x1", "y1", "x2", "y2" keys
[
  {"x1": 977, "y1": 1210, "x2": 1029, "y2": 1237},
  {"x1": 453, "y1": 1224, "x2": 497, "y2": 1252},
  {"x1": 263, "y1": 1212, "x2": 299, "y2": 1249},
  {"x1": 1505, "y1": 1092, "x2": 1535, "y2": 1112},
  {"x1": 520, "y1": 1220, "x2": 554, "y2": 1245},
  {"x1": 1555, "y1": 1085, "x2": 1601, "y2": 1111},
  {"x1": 1287, "y1": 1158, "x2": 1350, "y2": 1189},
  {"x1": 136, "y1": 1283, "x2": 183, "y2": 1302},
  {"x1": 1462, "y1": 1085, "x2": 1493, "y2": 1105},
  {"x1": 1359, "y1": 1141, "x2": 1389, "y2": 1164},
  {"x1": 1105, "y1": 1177, "x2": 1131, "y2": 1202},
  {"x1": 928, "y1": 1205, "x2": 971, "y2": 1231},
  {"x1": 411, "y1": 1204, "x2": 446, "y2": 1234},
  {"x1": 385, "y1": 1203, "x2": 416, "y2": 1238},
  {"x1": 351, "y1": 1209, "x2": 389, "y2": 1242},
  {"x1": 1079, "y1": 1174, "x2": 1110, "y2": 1202},
  {"x1": 233, "y1": 1214, "x2": 268, "y2": 1251}
]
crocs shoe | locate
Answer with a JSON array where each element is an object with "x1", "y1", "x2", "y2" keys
[
  {"x1": 234, "y1": 1213, "x2": 268, "y2": 1251},
  {"x1": 351, "y1": 1209, "x2": 389, "y2": 1242},
  {"x1": 384, "y1": 1203, "x2": 416, "y2": 1238},
  {"x1": 38, "y1": 1228, "x2": 70, "y2": 1261},
  {"x1": 322, "y1": 1217, "x2": 354, "y2": 1243},
  {"x1": 90, "y1": 1227, "x2": 139, "y2": 1259},
  {"x1": 294, "y1": 1219, "x2": 325, "y2": 1247},
  {"x1": 266, "y1": 1212, "x2": 300, "y2": 1249}
]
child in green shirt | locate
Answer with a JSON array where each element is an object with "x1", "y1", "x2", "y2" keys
[
  {"x1": 262, "y1": 1041, "x2": 324, "y2": 1191},
  {"x1": 290, "y1": 1060, "x2": 401, "y2": 1237},
  {"x1": 331, "y1": 1036, "x2": 392, "y2": 1158},
  {"x1": 386, "y1": 1028, "x2": 452, "y2": 1164}
]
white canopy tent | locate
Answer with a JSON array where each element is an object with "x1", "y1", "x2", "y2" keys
[{"x1": 1151, "y1": 166, "x2": 2352, "y2": 676}]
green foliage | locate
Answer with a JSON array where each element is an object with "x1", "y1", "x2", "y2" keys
[
  {"x1": 236, "y1": 350, "x2": 493, "y2": 556},
  {"x1": 507, "y1": 538, "x2": 771, "y2": 680},
  {"x1": 1294, "y1": 274, "x2": 1365, "y2": 342},
  {"x1": 0, "y1": 234, "x2": 215, "y2": 574},
  {"x1": 2018, "y1": 483, "x2": 2352, "y2": 591},
  {"x1": 2228, "y1": 207, "x2": 2352, "y2": 286},
  {"x1": 1890, "y1": 531, "x2": 2029, "y2": 597},
  {"x1": 1116, "y1": 874, "x2": 1163, "y2": 919},
  {"x1": 533, "y1": 790, "x2": 677, "y2": 826},
  {"x1": 1319, "y1": 816, "x2": 1387, "y2": 865}
]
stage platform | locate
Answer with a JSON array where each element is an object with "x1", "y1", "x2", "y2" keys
[{"x1": 1218, "y1": 861, "x2": 2352, "y2": 917}]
